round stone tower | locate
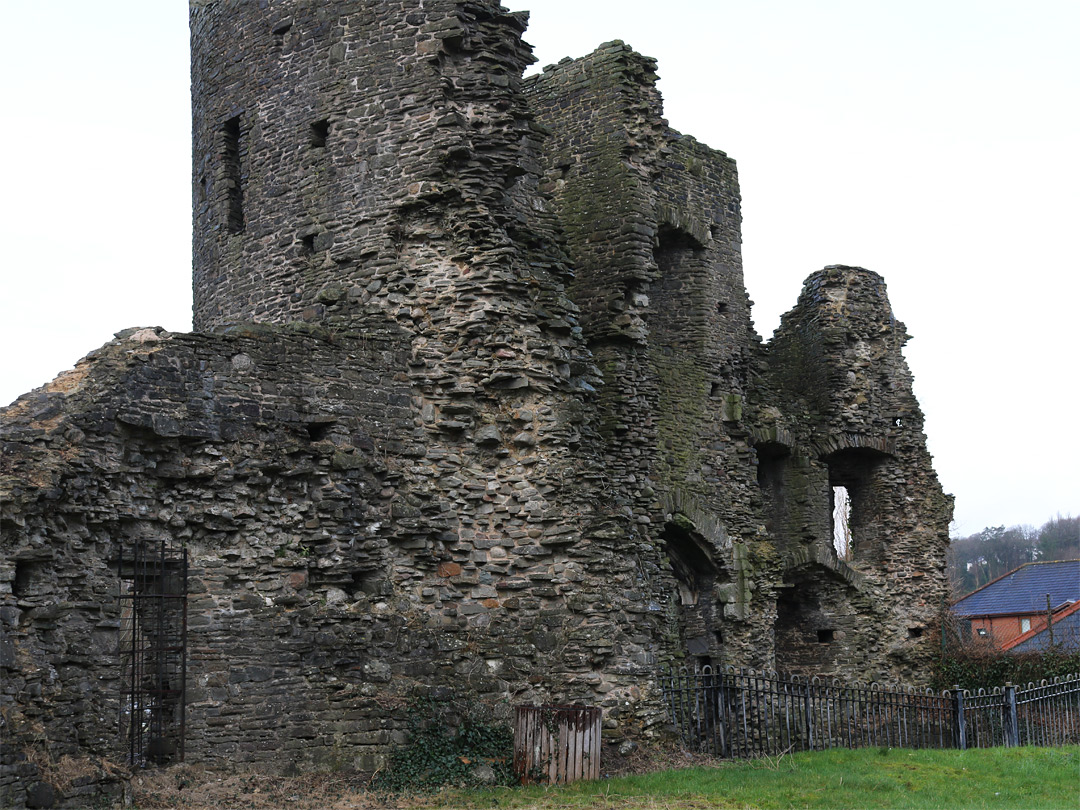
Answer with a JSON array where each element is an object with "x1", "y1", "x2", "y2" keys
[{"x1": 189, "y1": 0, "x2": 538, "y2": 332}]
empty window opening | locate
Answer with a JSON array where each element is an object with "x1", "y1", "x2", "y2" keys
[
  {"x1": 663, "y1": 521, "x2": 726, "y2": 662},
  {"x1": 222, "y1": 116, "x2": 244, "y2": 234},
  {"x1": 817, "y1": 629, "x2": 835, "y2": 644},
  {"x1": 908, "y1": 626, "x2": 924, "y2": 639},
  {"x1": 893, "y1": 416, "x2": 904, "y2": 427},
  {"x1": 654, "y1": 225, "x2": 704, "y2": 269},
  {"x1": 664, "y1": 524, "x2": 717, "y2": 606},
  {"x1": 300, "y1": 233, "x2": 316, "y2": 255},
  {"x1": 272, "y1": 20, "x2": 292, "y2": 46},
  {"x1": 309, "y1": 119, "x2": 330, "y2": 148},
  {"x1": 827, "y1": 447, "x2": 888, "y2": 565},
  {"x1": 755, "y1": 442, "x2": 790, "y2": 489},
  {"x1": 13, "y1": 561, "x2": 37, "y2": 598},
  {"x1": 710, "y1": 381, "x2": 722, "y2": 397},
  {"x1": 831, "y1": 485, "x2": 852, "y2": 560},
  {"x1": 305, "y1": 420, "x2": 335, "y2": 441},
  {"x1": 716, "y1": 302, "x2": 728, "y2": 314}
]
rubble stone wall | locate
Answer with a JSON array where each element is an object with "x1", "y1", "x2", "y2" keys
[
  {"x1": 525, "y1": 44, "x2": 779, "y2": 671},
  {"x1": 0, "y1": 2, "x2": 952, "y2": 806}
]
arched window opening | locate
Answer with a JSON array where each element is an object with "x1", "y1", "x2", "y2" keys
[
  {"x1": 831, "y1": 485, "x2": 852, "y2": 560},
  {"x1": 663, "y1": 520, "x2": 725, "y2": 666},
  {"x1": 663, "y1": 521, "x2": 716, "y2": 606},
  {"x1": 825, "y1": 447, "x2": 889, "y2": 566}
]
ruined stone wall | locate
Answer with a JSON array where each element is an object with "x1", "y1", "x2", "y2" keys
[
  {"x1": 4, "y1": 10, "x2": 691, "y2": 803},
  {"x1": 1, "y1": 324, "x2": 411, "y2": 783},
  {"x1": 0, "y1": 317, "x2": 680, "y2": 793},
  {"x1": 0, "y1": 3, "x2": 954, "y2": 805},
  {"x1": 525, "y1": 44, "x2": 779, "y2": 672},
  {"x1": 192, "y1": 0, "x2": 549, "y2": 333},
  {"x1": 760, "y1": 267, "x2": 952, "y2": 679}
]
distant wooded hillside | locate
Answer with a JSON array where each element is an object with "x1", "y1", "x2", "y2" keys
[{"x1": 948, "y1": 514, "x2": 1079, "y2": 598}]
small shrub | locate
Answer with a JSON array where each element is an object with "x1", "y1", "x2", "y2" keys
[
  {"x1": 371, "y1": 693, "x2": 516, "y2": 792},
  {"x1": 932, "y1": 611, "x2": 1080, "y2": 689}
]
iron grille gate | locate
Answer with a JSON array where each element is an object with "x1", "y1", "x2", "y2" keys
[
  {"x1": 117, "y1": 539, "x2": 187, "y2": 766},
  {"x1": 663, "y1": 666, "x2": 1080, "y2": 757}
]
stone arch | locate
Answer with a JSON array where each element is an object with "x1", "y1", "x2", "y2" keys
[
  {"x1": 774, "y1": 558, "x2": 872, "y2": 676},
  {"x1": 824, "y1": 446, "x2": 891, "y2": 567},
  {"x1": 810, "y1": 432, "x2": 895, "y2": 458},
  {"x1": 660, "y1": 510, "x2": 731, "y2": 667}
]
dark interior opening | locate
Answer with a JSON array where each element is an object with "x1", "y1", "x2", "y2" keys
[
  {"x1": 13, "y1": 561, "x2": 35, "y2": 598},
  {"x1": 664, "y1": 522, "x2": 717, "y2": 605},
  {"x1": 908, "y1": 626, "x2": 924, "y2": 638},
  {"x1": 817, "y1": 628, "x2": 835, "y2": 643},
  {"x1": 663, "y1": 521, "x2": 725, "y2": 664},
  {"x1": 222, "y1": 115, "x2": 244, "y2": 234},
  {"x1": 756, "y1": 442, "x2": 790, "y2": 489},
  {"x1": 300, "y1": 233, "x2": 316, "y2": 255},
  {"x1": 310, "y1": 119, "x2": 330, "y2": 148},
  {"x1": 305, "y1": 421, "x2": 334, "y2": 441},
  {"x1": 656, "y1": 223, "x2": 704, "y2": 253}
]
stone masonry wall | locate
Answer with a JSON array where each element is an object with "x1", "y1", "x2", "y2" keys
[
  {"x1": 760, "y1": 267, "x2": 952, "y2": 680},
  {"x1": 0, "y1": 3, "x2": 953, "y2": 806},
  {"x1": 525, "y1": 44, "x2": 779, "y2": 672}
]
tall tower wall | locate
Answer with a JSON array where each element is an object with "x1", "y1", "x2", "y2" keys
[
  {"x1": 190, "y1": 0, "x2": 541, "y2": 331},
  {"x1": 526, "y1": 45, "x2": 777, "y2": 668}
]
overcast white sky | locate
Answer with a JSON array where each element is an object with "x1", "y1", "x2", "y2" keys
[{"x1": 0, "y1": 1, "x2": 1076, "y2": 537}]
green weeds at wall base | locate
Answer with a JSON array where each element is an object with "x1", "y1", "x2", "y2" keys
[
  {"x1": 933, "y1": 647, "x2": 1080, "y2": 690},
  {"x1": 370, "y1": 696, "x2": 516, "y2": 793}
]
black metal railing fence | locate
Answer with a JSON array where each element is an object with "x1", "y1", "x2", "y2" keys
[{"x1": 662, "y1": 666, "x2": 1079, "y2": 757}]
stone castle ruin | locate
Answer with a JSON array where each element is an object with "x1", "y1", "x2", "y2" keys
[{"x1": 1, "y1": 0, "x2": 952, "y2": 801}]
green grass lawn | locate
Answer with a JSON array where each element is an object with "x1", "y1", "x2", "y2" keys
[{"x1": 420, "y1": 746, "x2": 1079, "y2": 810}]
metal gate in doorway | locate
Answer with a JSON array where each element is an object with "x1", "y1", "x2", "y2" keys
[{"x1": 117, "y1": 539, "x2": 187, "y2": 766}]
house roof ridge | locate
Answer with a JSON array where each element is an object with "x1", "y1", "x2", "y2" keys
[
  {"x1": 1001, "y1": 599, "x2": 1080, "y2": 651},
  {"x1": 952, "y1": 558, "x2": 1080, "y2": 607}
]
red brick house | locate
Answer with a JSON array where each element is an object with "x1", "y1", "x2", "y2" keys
[
  {"x1": 1003, "y1": 599, "x2": 1080, "y2": 652},
  {"x1": 952, "y1": 559, "x2": 1080, "y2": 649}
]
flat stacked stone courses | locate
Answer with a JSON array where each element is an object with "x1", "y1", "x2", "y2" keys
[
  {"x1": 760, "y1": 267, "x2": 952, "y2": 679},
  {"x1": 1, "y1": 3, "x2": 954, "y2": 802},
  {"x1": 1, "y1": 325, "x2": 412, "y2": 775},
  {"x1": 526, "y1": 44, "x2": 780, "y2": 670},
  {"x1": 5, "y1": 4, "x2": 688, "y2": 793}
]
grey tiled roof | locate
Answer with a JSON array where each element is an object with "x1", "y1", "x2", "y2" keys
[
  {"x1": 1010, "y1": 605, "x2": 1080, "y2": 652},
  {"x1": 952, "y1": 560, "x2": 1080, "y2": 617}
]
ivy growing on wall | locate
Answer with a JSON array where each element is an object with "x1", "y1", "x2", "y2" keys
[{"x1": 371, "y1": 693, "x2": 517, "y2": 792}]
